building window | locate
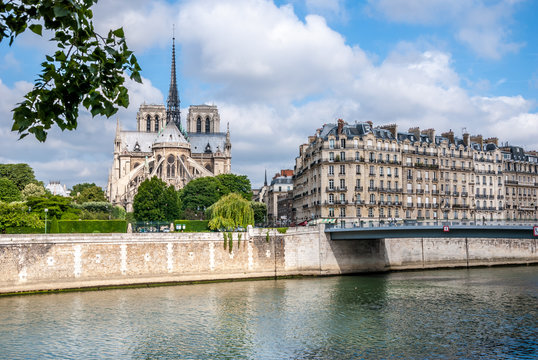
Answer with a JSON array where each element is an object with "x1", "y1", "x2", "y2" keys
[
  {"x1": 380, "y1": 167, "x2": 384, "y2": 176},
  {"x1": 368, "y1": 208, "x2": 374, "y2": 218},
  {"x1": 329, "y1": 207, "x2": 334, "y2": 217},
  {"x1": 329, "y1": 194, "x2": 334, "y2": 204},
  {"x1": 356, "y1": 207, "x2": 361, "y2": 217},
  {"x1": 329, "y1": 139, "x2": 335, "y2": 149},
  {"x1": 340, "y1": 165, "x2": 345, "y2": 175},
  {"x1": 155, "y1": 115, "x2": 159, "y2": 132},
  {"x1": 355, "y1": 152, "x2": 360, "y2": 161},
  {"x1": 340, "y1": 179, "x2": 346, "y2": 189},
  {"x1": 340, "y1": 139, "x2": 346, "y2": 148},
  {"x1": 196, "y1": 117, "x2": 202, "y2": 133},
  {"x1": 205, "y1": 117, "x2": 211, "y2": 133},
  {"x1": 340, "y1": 152, "x2": 346, "y2": 161},
  {"x1": 356, "y1": 165, "x2": 361, "y2": 174},
  {"x1": 329, "y1": 179, "x2": 334, "y2": 190},
  {"x1": 329, "y1": 152, "x2": 334, "y2": 161},
  {"x1": 328, "y1": 165, "x2": 334, "y2": 175},
  {"x1": 146, "y1": 115, "x2": 151, "y2": 132}
]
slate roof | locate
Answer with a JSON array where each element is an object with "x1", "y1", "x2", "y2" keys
[{"x1": 188, "y1": 132, "x2": 227, "y2": 154}]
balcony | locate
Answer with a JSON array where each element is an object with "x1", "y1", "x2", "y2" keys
[
  {"x1": 354, "y1": 186, "x2": 364, "y2": 191},
  {"x1": 416, "y1": 189, "x2": 425, "y2": 194},
  {"x1": 368, "y1": 187, "x2": 378, "y2": 191}
]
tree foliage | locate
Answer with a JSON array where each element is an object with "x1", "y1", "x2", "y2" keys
[
  {"x1": 26, "y1": 195, "x2": 80, "y2": 219},
  {"x1": 72, "y1": 184, "x2": 106, "y2": 203},
  {"x1": 179, "y1": 174, "x2": 253, "y2": 218},
  {"x1": 251, "y1": 201, "x2": 267, "y2": 224},
  {"x1": 22, "y1": 182, "x2": 46, "y2": 200},
  {"x1": 70, "y1": 182, "x2": 97, "y2": 196},
  {"x1": 207, "y1": 193, "x2": 254, "y2": 231},
  {"x1": 0, "y1": 0, "x2": 142, "y2": 141},
  {"x1": 0, "y1": 178, "x2": 22, "y2": 202},
  {"x1": 215, "y1": 174, "x2": 252, "y2": 200},
  {"x1": 0, "y1": 163, "x2": 39, "y2": 190},
  {"x1": 133, "y1": 177, "x2": 180, "y2": 222},
  {"x1": 0, "y1": 201, "x2": 42, "y2": 233}
]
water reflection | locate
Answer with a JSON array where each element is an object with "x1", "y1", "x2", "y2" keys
[{"x1": 0, "y1": 267, "x2": 536, "y2": 359}]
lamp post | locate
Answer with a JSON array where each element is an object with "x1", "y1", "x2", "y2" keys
[{"x1": 44, "y1": 208, "x2": 48, "y2": 234}]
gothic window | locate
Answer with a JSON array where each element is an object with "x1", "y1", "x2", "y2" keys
[
  {"x1": 155, "y1": 115, "x2": 159, "y2": 132},
  {"x1": 146, "y1": 115, "x2": 151, "y2": 132},
  {"x1": 196, "y1": 116, "x2": 202, "y2": 133},
  {"x1": 167, "y1": 155, "x2": 175, "y2": 178},
  {"x1": 205, "y1": 116, "x2": 211, "y2": 133}
]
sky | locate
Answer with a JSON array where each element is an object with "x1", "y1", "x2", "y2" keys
[{"x1": 1, "y1": 0, "x2": 537, "y2": 189}]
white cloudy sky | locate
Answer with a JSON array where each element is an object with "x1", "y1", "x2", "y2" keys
[{"x1": 1, "y1": 0, "x2": 537, "y2": 188}]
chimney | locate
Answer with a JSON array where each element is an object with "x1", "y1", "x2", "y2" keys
[
  {"x1": 308, "y1": 136, "x2": 316, "y2": 144},
  {"x1": 463, "y1": 133, "x2": 470, "y2": 147},
  {"x1": 421, "y1": 128, "x2": 436, "y2": 143},
  {"x1": 380, "y1": 124, "x2": 398, "y2": 138},
  {"x1": 366, "y1": 120, "x2": 373, "y2": 128},
  {"x1": 485, "y1": 137, "x2": 498, "y2": 146},
  {"x1": 337, "y1": 118, "x2": 345, "y2": 135},
  {"x1": 408, "y1": 127, "x2": 421, "y2": 141},
  {"x1": 441, "y1": 130, "x2": 455, "y2": 144},
  {"x1": 470, "y1": 134, "x2": 483, "y2": 148}
]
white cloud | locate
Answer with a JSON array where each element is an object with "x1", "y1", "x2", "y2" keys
[
  {"x1": 367, "y1": 0, "x2": 524, "y2": 59},
  {"x1": 1, "y1": 0, "x2": 536, "y2": 189},
  {"x1": 176, "y1": 0, "x2": 368, "y2": 103}
]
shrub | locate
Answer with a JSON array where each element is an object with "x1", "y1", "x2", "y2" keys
[
  {"x1": 173, "y1": 220, "x2": 210, "y2": 232},
  {"x1": 58, "y1": 220, "x2": 127, "y2": 233}
]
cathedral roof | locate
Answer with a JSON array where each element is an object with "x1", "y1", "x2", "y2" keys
[
  {"x1": 188, "y1": 132, "x2": 227, "y2": 154},
  {"x1": 153, "y1": 121, "x2": 188, "y2": 145}
]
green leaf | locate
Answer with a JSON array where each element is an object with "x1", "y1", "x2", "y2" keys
[
  {"x1": 29, "y1": 24, "x2": 43, "y2": 36},
  {"x1": 112, "y1": 28, "x2": 124, "y2": 38}
]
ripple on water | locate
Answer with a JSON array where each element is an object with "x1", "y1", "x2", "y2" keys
[{"x1": 0, "y1": 267, "x2": 536, "y2": 359}]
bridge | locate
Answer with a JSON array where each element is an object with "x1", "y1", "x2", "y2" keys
[{"x1": 325, "y1": 220, "x2": 538, "y2": 240}]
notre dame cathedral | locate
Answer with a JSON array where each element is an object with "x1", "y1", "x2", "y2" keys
[{"x1": 107, "y1": 39, "x2": 232, "y2": 211}]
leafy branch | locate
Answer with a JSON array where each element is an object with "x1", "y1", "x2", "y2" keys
[{"x1": 0, "y1": 0, "x2": 142, "y2": 141}]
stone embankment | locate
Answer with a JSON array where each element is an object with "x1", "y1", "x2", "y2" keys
[{"x1": 0, "y1": 225, "x2": 536, "y2": 294}]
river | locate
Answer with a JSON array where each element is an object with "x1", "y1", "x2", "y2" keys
[{"x1": 0, "y1": 266, "x2": 536, "y2": 359}]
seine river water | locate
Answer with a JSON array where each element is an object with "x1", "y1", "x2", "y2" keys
[{"x1": 0, "y1": 266, "x2": 536, "y2": 359}]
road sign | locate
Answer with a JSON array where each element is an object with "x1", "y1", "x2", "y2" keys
[
  {"x1": 443, "y1": 225, "x2": 450, "y2": 232},
  {"x1": 534, "y1": 226, "x2": 538, "y2": 237}
]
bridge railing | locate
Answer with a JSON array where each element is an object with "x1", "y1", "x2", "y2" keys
[{"x1": 326, "y1": 219, "x2": 537, "y2": 230}]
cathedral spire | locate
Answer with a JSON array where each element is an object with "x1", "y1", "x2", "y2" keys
[
  {"x1": 264, "y1": 169, "x2": 267, "y2": 186},
  {"x1": 166, "y1": 32, "x2": 181, "y2": 130}
]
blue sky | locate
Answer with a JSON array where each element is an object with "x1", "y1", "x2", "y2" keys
[{"x1": 1, "y1": 0, "x2": 537, "y2": 189}]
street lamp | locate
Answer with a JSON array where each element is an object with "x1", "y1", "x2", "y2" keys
[{"x1": 44, "y1": 208, "x2": 48, "y2": 234}]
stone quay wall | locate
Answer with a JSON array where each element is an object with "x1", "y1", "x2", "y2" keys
[{"x1": 0, "y1": 226, "x2": 536, "y2": 294}]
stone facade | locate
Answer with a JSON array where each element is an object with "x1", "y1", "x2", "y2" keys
[
  {"x1": 262, "y1": 170, "x2": 293, "y2": 226},
  {"x1": 1, "y1": 228, "x2": 536, "y2": 294},
  {"x1": 107, "y1": 42, "x2": 232, "y2": 211},
  {"x1": 292, "y1": 120, "x2": 538, "y2": 226}
]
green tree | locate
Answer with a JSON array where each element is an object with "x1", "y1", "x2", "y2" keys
[
  {"x1": 179, "y1": 177, "x2": 223, "y2": 219},
  {"x1": 216, "y1": 174, "x2": 252, "y2": 200},
  {"x1": 0, "y1": 163, "x2": 39, "y2": 190},
  {"x1": 0, "y1": 201, "x2": 42, "y2": 233},
  {"x1": 70, "y1": 182, "x2": 96, "y2": 196},
  {"x1": 179, "y1": 174, "x2": 253, "y2": 218},
  {"x1": 1, "y1": 0, "x2": 141, "y2": 141},
  {"x1": 50, "y1": 216, "x2": 59, "y2": 233},
  {"x1": 133, "y1": 177, "x2": 180, "y2": 222},
  {"x1": 21, "y1": 182, "x2": 46, "y2": 200},
  {"x1": 73, "y1": 185, "x2": 106, "y2": 203},
  {"x1": 251, "y1": 201, "x2": 267, "y2": 224},
  {"x1": 0, "y1": 178, "x2": 22, "y2": 202},
  {"x1": 26, "y1": 195, "x2": 79, "y2": 220},
  {"x1": 207, "y1": 193, "x2": 254, "y2": 231}
]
